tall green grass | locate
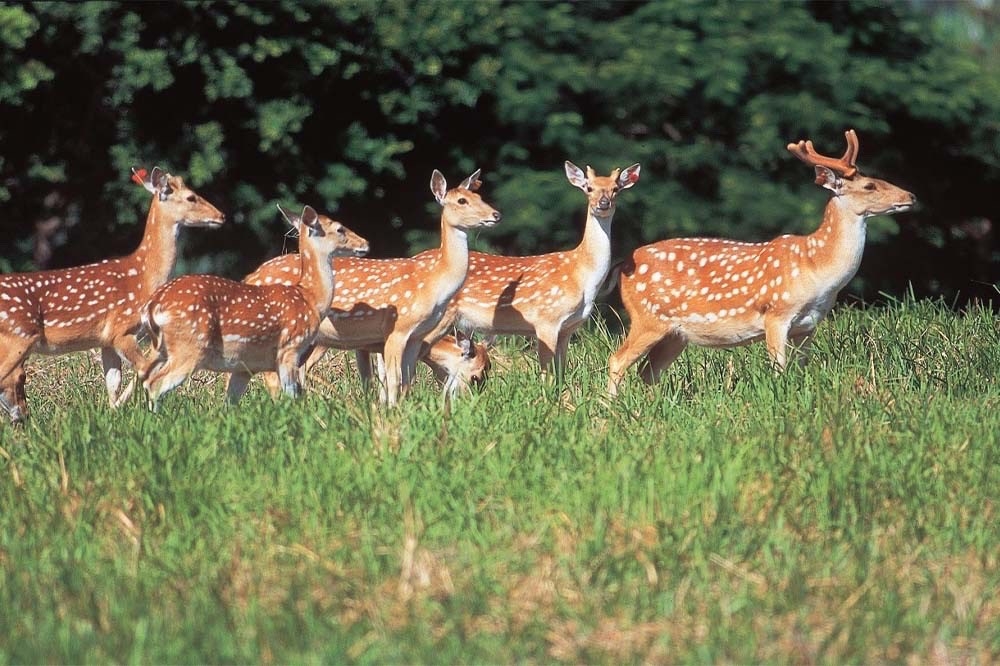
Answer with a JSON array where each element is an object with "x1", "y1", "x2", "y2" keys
[{"x1": 1, "y1": 298, "x2": 998, "y2": 663}]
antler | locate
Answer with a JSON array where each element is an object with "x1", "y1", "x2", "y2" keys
[{"x1": 787, "y1": 129, "x2": 859, "y2": 180}]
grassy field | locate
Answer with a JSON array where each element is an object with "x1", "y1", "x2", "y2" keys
[{"x1": 1, "y1": 297, "x2": 998, "y2": 663}]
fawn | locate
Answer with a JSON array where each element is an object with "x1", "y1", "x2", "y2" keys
[
  {"x1": 140, "y1": 205, "x2": 368, "y2": 408},
  {"x1": 433, "y1": 161, "x2": 640, "y2": 375},
  {"x1": 607, "y1": 129, "x2": 916, "y2": 394},
  {"x1": 0, "y1": 167, "x2": 224, "y2": 424}
]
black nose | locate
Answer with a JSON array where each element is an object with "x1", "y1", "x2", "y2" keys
[
  {"x1": 492, "y1": 211, "x2": 502, "y2": 222},
  {"x1": 909, "y1": 192, "x2": 917, "y2": 205}
]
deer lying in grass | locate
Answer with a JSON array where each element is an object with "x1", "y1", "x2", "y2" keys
[
  {"x1": 140, "y1": 205, "x2": 368, "y2": 408},
  {"x1": 247, "y1": 169, "x2": 501, "y2": 406},
  {"x1": 0, "y1": 167, "x2": 224, "y2": 424},
  {"x1": 607, "y1": 129, "x2": 916, "y2": 395},
  {"x1": 433, "y1": 161, "x2": 640, "y2": 376}
]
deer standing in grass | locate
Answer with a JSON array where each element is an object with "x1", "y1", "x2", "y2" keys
[
  {"x1": 239, "y1": 251, "x2": 492, "y2": 398},
  {"x1": 434, "y1": 161, "x2": 640, "y2": 375},
  {"x1": 0, "y1": 167, "x2": 224, "y2": 424},
  {"x1": 141, "y1": 205, "x2": 368, "y2": 408},
  {"x1": 607, "y1": 129, "x2": 916, "y2": 395},
  {"x1": 241, "y1": 169, "x2": 499, "y2": 406}
]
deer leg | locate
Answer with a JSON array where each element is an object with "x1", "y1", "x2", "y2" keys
[
  {"x1": 299, "y1": 344, "x2": 328, "y2": 389},
  {"x1": 764, "y1": 316, "x2": 792, "y2": 370},
  {"x1": 374, "y1": 353, "x2": 389, "y2": 403},
  {"x1": 354, "y1": 350, "x2": 375, "y2": 391},
  {"x1": 1, "y1": 341, "x2": 34, "y2": 423},
  {"x1": 607, "y1": 324, "x2": 670, "y2": 396},
  {"x1": 143, "y1": 354, "x2": 199, "y2": 412},
  {"x1": 274, "y1": 346, "x2": 306, "y2": 399},
  {"x1": 382, "y1": 332, "x2": 409, "y2": 407},
  {"x1": 1, "y1": 365, "x2": 28, "y2": 425},
  {"x1": 227, "y1": 371, "x2": 253, "y2": 404},
  {"x1": 100, "y1": 347, "x2": 125, "y2": 409},
  {"x1": 536, "y1": 326, "x2": 561, "y2": 376},
  {"x1": 108, "y1": 333, "x2": 149, "y2": 408},
  {"x1": 552, "y1": 327, "x2": 577, "y2": 380},
  {"x1": 399, "y1": 338, "x2": 423, "y2": 395},
  {"x1": 639, "y1": 332, "x2": 688, "y2": 385}
]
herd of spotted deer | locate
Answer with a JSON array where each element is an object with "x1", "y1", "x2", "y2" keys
[{"x1": 0, "y1": 129, "x2": 916, "y2": 425}]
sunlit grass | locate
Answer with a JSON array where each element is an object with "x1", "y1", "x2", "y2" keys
[{"x1": 1, "y1": 298, "x2": 999, "y2": 663}]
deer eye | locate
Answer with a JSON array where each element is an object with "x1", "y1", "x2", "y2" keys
[
  {"x1": 186, "y1": 194, "x2": 197, "y2": 202},
  {"x1": 864, "y1": 182, "x2": 877, "y2": 191},
  {"x1": 337, "y1": 227, "x2": 346, "y2": 235},
  {"x1": 457, "y1": 197, "x2": 468, "y2": 205},
  {"x1": 585, "y1": 185, "x2": 593, "y2": 193}
]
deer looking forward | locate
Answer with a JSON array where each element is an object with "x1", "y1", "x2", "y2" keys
[
  {"x1": 0, "y1": 167, "x2": 224, "y2": 424},
  {"x1": 607, "y1": 129, "x2": 915, "y2": 395},
  {"x1": 140, "y1": 205, "x2": 368, "y2": 408},
  {"x1": 243, "y1": 169, "x2": 500, "y2": 406},
  {"x1": 436, "y1": 161, "x2": 640, "y2": 374}
]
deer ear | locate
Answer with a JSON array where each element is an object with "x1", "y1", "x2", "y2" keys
[
  {"x1": 430, "y1": 169, "x2": 447, "y2": 204},
  {"x1": 814, "y1": 166, "x2": 843, "y2": 194},
  {"x1": 564, "y1": 161, "x2": 588, "y2": 190},
  {"x1": 460, "y1": 169, "x2": 482, "y2": 191},
  {"x1": 276, "y1": 203, "x2": 300, "y2": 227},
  {"x1": 618, "y1": 163, "x2": 641, "y2": 189},
  {"x1": 149, "y1": 167, "x2": 172, "y2": 200},
  {"x1": 459, "y1": 337, "x2": 473, "y2": 358},
  {"x1": 133, "y1": 166, "x2": 161, "y2": 195},
  {"x1": 300, "y1": 205, "x2": 321, "y2": 233}
]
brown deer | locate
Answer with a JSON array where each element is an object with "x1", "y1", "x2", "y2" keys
[
  {"x1": 0, "y1": 167, "x2": 224, "y2": 424},
  {"x1": 435, "y1": 161, "x2": 640, "y2": 375},
  {"x1": 140, "y1": 204, "x2": 369, "y2": 408},
  {"x1": 607, "y1": 129, "x2": 916, "y2": 395},
  {"x1": 242, "y1": 169, "x2": 500, "y2": 406},
  {"x1": 238, "y1": 240, "x2": 493, "y2": 397}
]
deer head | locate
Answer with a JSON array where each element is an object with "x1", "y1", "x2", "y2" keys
[
  {"x1": 276, "y1": 204, "x2": 370, "y2": 259},
  {"x1": 786, "y1": 130, "x2": 916, "y2": 218},
  {"x1": 431, "y1": 169, "x2": 502, "y2": 230},
  {"x1": 565, "y1": 161, "x2": 641, "y2": 218},
  {"x1": 132, "y1": 166, "x2": 225, "y2": 228}
]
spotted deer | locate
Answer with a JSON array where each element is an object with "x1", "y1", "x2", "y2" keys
[
  {"x1": 0, "y1": 167, "x2": 224, "y2": 424},
  {"x1": 607, "y1": 129, "x2": 916, "y2": 395},
  {"x1": 140, "y1": 205, "x2": 369, "y2": 408},
  {"x1": 435, "y1": 161, "x2": 640, "y2": 375},
  {"x1": 239, "y1": 245, "x2": 492, "y2": 398},
  {"x1": 242, "y1": 169, "x2": 498, "y2": 406}
]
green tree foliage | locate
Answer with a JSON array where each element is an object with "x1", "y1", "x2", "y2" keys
[{"x1": 0, "y1": 1, "x2": 997, "y2": 301}]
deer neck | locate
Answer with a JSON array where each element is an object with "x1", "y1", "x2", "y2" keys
[
  {"x1": 808, "y1": 197, "x2": 867, "y2": 287},
  {"x1": 573, "y1": 210, "x2": 614, "y2": 293},
  {"x1": 298, "y1": 243, "x2": 336, "y2": 316},
  {"x1": 130, "y1": 201, "x2": 179, "y2": 298},
  {"x1": 434, "y1": 216, "x2": 470, "y2": 298}
]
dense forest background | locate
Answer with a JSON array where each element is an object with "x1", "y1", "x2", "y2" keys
[{"x1": 1, "y1": 1, "x2": 998, "y2": 306}]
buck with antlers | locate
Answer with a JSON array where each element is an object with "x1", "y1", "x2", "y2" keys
[
  {"x1": 238, "y1": 169, "x2": 499, "y2": 406},
  {"x1": 140, "y1": 204, "x2": 369, "y2": 408},
  {"x1": 432, "y1": 161, "x2": 640, "y2": 374},
  {"x1": 0, "y1": 167, "x2": 224, "y2": 424},
  {"x1": 607, "y1": 129, "x2": 916, "y2": 395}
]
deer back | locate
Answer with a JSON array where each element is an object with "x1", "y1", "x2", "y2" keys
[{"x1": 0, "y1": 168, "x2": 224, "y2": 354}]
